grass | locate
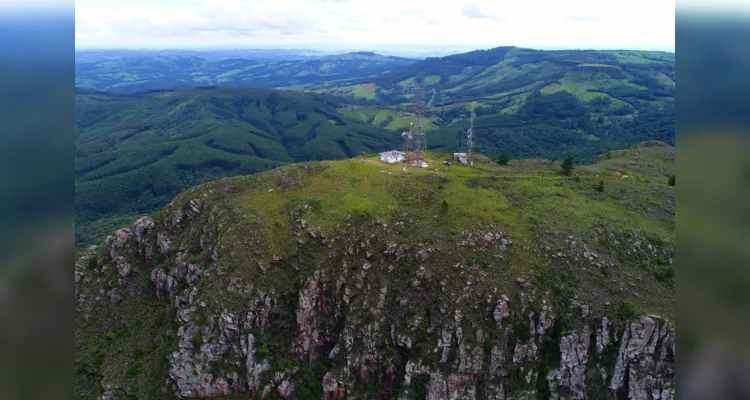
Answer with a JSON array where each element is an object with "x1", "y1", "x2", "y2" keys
[
  {"x1": 75, "y1": 143, "x2": 674, "y2": 398},
  {"x1": 181, "y1": 145, "x2": 674, "y2": 316}
]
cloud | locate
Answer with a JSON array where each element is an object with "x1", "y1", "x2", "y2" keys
[
  {"x1": 566, "y1": 15, "x2": 604, "y2": 23},
  {"x1": 461, "y1": 4, "x2": 505, "y2": 21},
  {"x1": 74, "y1": 0, "x2": 675, "y2": 51}
]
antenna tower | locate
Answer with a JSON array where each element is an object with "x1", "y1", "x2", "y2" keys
[
  {"x1": 467, "y1": 101, "x2": 476, "y2": 165},
  {"x1": 411, "y1": 85, "x2": 428, "y2": 164}
]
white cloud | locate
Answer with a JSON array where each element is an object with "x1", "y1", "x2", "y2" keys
[{"x1": 75, "y1": 0, "x2": 675, "y2": 51}]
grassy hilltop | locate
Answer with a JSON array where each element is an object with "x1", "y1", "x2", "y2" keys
[{"x1": 75, "y1": 142, "x2": 674, "y2": 399}]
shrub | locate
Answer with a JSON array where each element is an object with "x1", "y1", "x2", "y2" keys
[
  {"x1": 497, "y1": 152, "x2": 510, "y2": 165},
  {"x1": 596, "y1": 180, "x2": 605, "y2": 192},
  {"x1": 619, "y1": 300, "x2": 637, "y2": 320},
  {"x1": 192, "y1": 333, "x2": 203, "y2": 348},
  {"x1": 668, "y1": 175, "x2": 675, "y2": 186},
  {"x1": 104, "y1": 331, "x2": 118, "y2": 341},
  {"x1": 127, "y1": 362, "x2": 144, "y2": 378}
]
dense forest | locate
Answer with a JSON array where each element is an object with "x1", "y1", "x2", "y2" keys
[{"x1": 75, "y1": 87, "x2": 400, "y2": 248}]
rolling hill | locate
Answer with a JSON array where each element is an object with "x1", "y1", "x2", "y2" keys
[
  {"x1": 340, "y1": 47, "x2": 674, "y2": 109},
  {"x1": 309, "y1": 47, "x2": 675, "y2": 161},
  {"x1": 75, "y1": 52, "x2": 416, "y2": 93},
  {"x1": 75, "y1": 143, "x2": 674, "y2": 399},
  {"x1": 75, "y1": 87, "x2": 400, "y2": 249}
]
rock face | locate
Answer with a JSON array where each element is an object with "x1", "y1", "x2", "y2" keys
[{"x1": 75, "y1": 184, "x2": 675, "y2": 400}]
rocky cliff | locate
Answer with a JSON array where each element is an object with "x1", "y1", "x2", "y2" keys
[{"x1": 75, "y1": 150, "x2": 675, "y2": 399}]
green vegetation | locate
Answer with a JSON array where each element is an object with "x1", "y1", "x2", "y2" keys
[
  {"x1": 561, "y1": 153, "x2": 576, "y2": 176},
  {"x1": 76, "y1": 51, "x2": 415, "y2": 93},
  {"x1": 597, "y1": 180, "x2": 605, "y2": 192},
  {"x1": 75, "y1": 87, "x2": 399, "y2": 249},
  {"x1": 75, "y1": 142, "x2": 674, "y2": 399},
  {"x1": 496, "y1": 152, "x2": 510, "y2": 165},
  {"x1": 668, "y1": 175, "x2": 675, "y2": 186}
]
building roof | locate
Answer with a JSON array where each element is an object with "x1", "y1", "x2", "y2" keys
[
  {"x1": 454, "y1": 153, "x2": 468, "y2": 156},
  {"x1": 381, "y1": 151, "x2": 405, "y2": 156}
]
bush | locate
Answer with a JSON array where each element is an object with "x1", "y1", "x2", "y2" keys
[
  {"x1": 497, "y1": 152, "x2": 510, "y2": 165},
  {"x1": 618, "y1": 300, "x2": 637, "y2": 320},
  {"x1": 127, "y1": 362, "x2": 144, "y2": 378},
  {"x1": 104, "y1": 331, "x2": 118, "y2": 341},
  {"x1": 596, "y1": 180, "x2": 605, "y2": 192},
  {"x1": 668, "y1": 175, "x2": 675, "y2": 186},
  {"x1": 192, "y1": 333, "x2": 203, "y2": 348}
]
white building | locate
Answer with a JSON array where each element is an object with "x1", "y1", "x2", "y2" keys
[
  {"x1": 453, "y1": 153, "x2": 468, "y2": 164},
  {"x1": 380, "y1": 150, "x2": 405, "y2": 163}
]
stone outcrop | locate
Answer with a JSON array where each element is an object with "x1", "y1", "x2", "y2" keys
[{"x1": 75, "y1": 194, "x2": 675, "y2": 400}]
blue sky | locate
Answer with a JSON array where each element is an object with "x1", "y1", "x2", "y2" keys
[{"x1": 75, "y1": 0, "x2": 676, "y2": 52}]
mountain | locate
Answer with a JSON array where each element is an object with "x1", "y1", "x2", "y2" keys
[
  {"x1": 75, "y1": 87, "x2": 399, "y2": 249},
  {"x1": 75, "y1": 49, "x2": 330, "y2": 64},
  {"x1": 75, "y1": 52, "x2": 416, "y2": 93},
  {"x1": 75, "y1": 143, "x2": 675, "y2": 399},
  {"x1": 335, "y1": 46, "x2": 674, "y2": 107},
  {"x1": 312, "y1": 47, "x2": 674, "y2": 161}
]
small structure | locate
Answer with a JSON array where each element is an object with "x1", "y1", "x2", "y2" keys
[
  {"x1": 407, "y1": 159, "x2": 429, "y2": 168},
  {"x1": 380, "y1": 150, "x2": 405, "y2": 163},
  {"x1": 453, "y1": 153, "x2": 468, "y2": 164}
]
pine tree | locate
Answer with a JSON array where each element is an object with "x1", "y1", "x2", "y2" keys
[
  {"x1": 497, "y1": 152, "x2": 510, "y2": 165},
  {"x1": 561, "y1": 153, "x2": 575, "y2": 176},
  {"x1": 596, "y1": 180, "x2": 605, "y2": 192},
  {"x1": 668, "y1": 175, "x2": 675, "y2": 186}
]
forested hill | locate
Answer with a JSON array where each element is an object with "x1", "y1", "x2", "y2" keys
[
  {"x1": 358, "y1": 46, "x2": 674, "y2": 107},
  {"x1": 75, "y1": 87, "x2": 399, "y2": 248},
  {"x1": 322, "y1": 47, "x2": 674, "y2": 162},
  {"x1": 75, "y1": 52, "x2": 416, "y2": 93}
]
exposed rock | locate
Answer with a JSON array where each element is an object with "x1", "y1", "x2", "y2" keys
[
  {"x1": 157, "y1": 232, "x2": 172, "y2": 257},
  {"x1": 134, "y1": 216, "x2": 154, "y2": 245},
  {"x1": 609, "y1": 315, "x2": 675, "y2": 400},
  {"x1": 151, "y1": 268, "x2": 168, "y2": 299},
  {"x1": 107, "y1": 289, "x2": 123, "y2": 306},
  {"x1": 277, "y1": 379, "x2": 294, "y2": 399},
  {"x1": 172, "y1": 252, "x2": 189, "y2": 282},
  {"x1": 114, "y1": 257, "x2": 132, "y2": 279},
  {"x1": 105, "y1": 228, "x2": 133, "y2": 261},
  {"x1": 547, "y1": 326, "x2": 591, "y2": 399},
  {"x1": 166, "y1": 210, "x2": 184, "y2": 229}
]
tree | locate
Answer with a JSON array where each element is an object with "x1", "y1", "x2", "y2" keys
[
  {"x1": 668, "y1": 175, "x2": 675, "y2": 186},
  {"x1": 497, "y1": 152, "x2": 510, "y2": 165},
  {"x1": 596, "y1": 180, "x2": 604, "y2": 192},
  {"x1": 561, "y1": 153, "x2": 575, "y2": 176}
]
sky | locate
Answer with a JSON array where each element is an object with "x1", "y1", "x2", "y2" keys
[{"x1": 75, "y1": 0, "x2": 677, "y2": 52}]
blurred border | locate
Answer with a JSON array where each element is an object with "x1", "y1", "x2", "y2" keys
[
  {"x1": 0, "y1": 2, "x2": 74, "y2": 399},
  {"x1": 677, "y1": 6, "x2": 750, "y2": 400}
]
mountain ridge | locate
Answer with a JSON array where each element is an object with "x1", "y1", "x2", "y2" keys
[{"x1": 75, "y1": 143, "x2": 675, "y2": 399}]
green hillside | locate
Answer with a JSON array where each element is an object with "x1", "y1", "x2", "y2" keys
[
  {"x1": 75, "y1": 52, "x2": 415, "y2": 93},
  {"x1": 303, "y1": 47, "x2": 675, "y2": 162},
  {"x1": 75, "y1": 87, "x2": 400, "y2": 249},
  {"x1": 75, "y1": 143, "x2": 674, "y2": 399},
  {"x1": 359, "y1": 47, "x2": 674, "y2": 108}
]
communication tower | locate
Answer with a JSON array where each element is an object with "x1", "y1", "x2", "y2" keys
[
  {"x1": 407, "y1": 85, "x2": 428, "y2": 165},
  {"x1": 467, "y1": 101, "x2": 476, "y2": 165}
]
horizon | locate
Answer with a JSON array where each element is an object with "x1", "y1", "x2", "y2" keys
[{"x1": 74, "y1": 44, "x2": 676, "y2": 54}]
